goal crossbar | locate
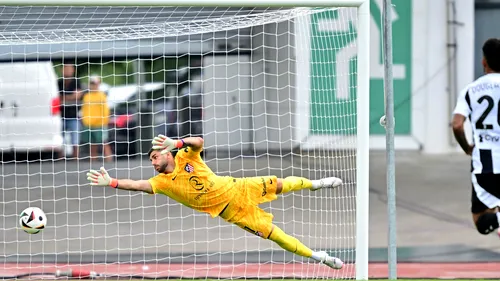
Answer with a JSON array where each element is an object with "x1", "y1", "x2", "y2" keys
[{"x1": 0, "y1": 0, "x2": 365, "y2": 7}]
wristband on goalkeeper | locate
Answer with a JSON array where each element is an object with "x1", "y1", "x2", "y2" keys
[
  {"x1": 176, "y1": 139, "x2": 185, "y2": 149},
  {"x1": 109, "y1": 178, "x2": 118, "y2": 188}
]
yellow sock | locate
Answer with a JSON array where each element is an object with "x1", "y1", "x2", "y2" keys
[
  {"x1": 268, "y1": 225, "x2": 313, "y2": 258},
  {"x1": 281, "y1": 176, "x2": 313, "y2": 194}
]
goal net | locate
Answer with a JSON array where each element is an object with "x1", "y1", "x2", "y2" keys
[{"x1": 0, "y1": 3, "x2": 369, "y2": 280}]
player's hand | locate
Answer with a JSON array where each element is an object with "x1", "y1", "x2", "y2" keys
[
  {"x1": 152, "y1": 134, "x2": 180, "y2": 154},
  {"x1": 87, "y1": 167, "x2": 113, "y2": 186}
]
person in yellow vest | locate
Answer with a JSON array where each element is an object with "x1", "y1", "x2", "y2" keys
[
  {"x1": 80, "y1": 75, "x2": 113, "y2": 162},
  {"x1": 86, "y1": 135, "x2": 344, "y2": 269}
]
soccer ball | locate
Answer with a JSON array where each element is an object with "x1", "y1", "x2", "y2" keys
[{"x1": 19, "y1": 207, "x2": 47, "y2": 234}]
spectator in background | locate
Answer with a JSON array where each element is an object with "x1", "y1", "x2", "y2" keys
[
  {"x1": 58, "y1": 62, "x2": 82, "y2": 160},
  {"x1": 80, "y1": 75, "x2": 113, "y2": 162}
]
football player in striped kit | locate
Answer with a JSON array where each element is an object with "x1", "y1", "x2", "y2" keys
[{"x1": 453, "y1": 38, "x2": 500, "y2": 237}]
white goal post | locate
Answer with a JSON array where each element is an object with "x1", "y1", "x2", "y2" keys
[{"x1": 0, "y1": 0, "x2": 369, "y2": 280}]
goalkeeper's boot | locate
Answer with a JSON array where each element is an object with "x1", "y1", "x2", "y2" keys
[
  {"x1": 311, "y1": 177, "x2": 343, "y2": 191},
  {"x1": 317, "y1": 251, "x2": 343, "y2": 270}
]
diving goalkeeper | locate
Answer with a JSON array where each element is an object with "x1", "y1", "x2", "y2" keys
[{"x1": 86, "y1": 135, "x2": 344, "y2": 269}]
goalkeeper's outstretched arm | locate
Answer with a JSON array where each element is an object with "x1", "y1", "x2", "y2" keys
[
  {"x1": 181, "y1": 136, "x2": 203, "y2": 152},
  {"x1": 151, "y1": 134, "x2": 204, "y2": 153},
  {"x1": 87, "y1": 167, "x2": 153, "y2": 194}
]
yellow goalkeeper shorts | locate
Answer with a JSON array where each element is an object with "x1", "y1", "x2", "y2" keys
[{"x1": 219, "y1": 176, "x2": 278, "y2": 239}]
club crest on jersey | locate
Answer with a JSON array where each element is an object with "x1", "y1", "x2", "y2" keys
[{"x1": 185, "y1": 163, "x2": 194, "y2": 173}]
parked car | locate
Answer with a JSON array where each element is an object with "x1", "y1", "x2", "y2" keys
[
  {"x1": 0, "y1": 61, "x2": 63, "y2": 161},
  {"x1": 177, "y1": 81, "x2": 203, "y2": 138},
  {"x1": 107, "y1": 83, "x2": 178, "y2": 157},
  {"x1": 106, "y1": 72, "x2": 204, "y2": 158}
]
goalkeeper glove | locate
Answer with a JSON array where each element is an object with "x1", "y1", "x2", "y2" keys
[
  {"x1": 87, "y1": 167, "x2": 118, "y2": 188},
  {"x1": 151, "y1": 134, "x2": 184, "y2": 155}
]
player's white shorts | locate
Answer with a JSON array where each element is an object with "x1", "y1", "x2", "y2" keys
[{"x1": 471, "y1": 173, "x2": 500, "y2": 213}]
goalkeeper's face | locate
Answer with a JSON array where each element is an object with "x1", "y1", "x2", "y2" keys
[{"x1": 150, "y1": 150, "x2": 175, "y2": 174}]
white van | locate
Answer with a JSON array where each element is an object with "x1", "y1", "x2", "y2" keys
[{"x1": 0, "y1": 61, "x2": 63, "y2": 156}]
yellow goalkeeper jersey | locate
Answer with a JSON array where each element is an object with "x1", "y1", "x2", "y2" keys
[{"x1": 148, "y1": 147, "x2": 237, "y2": 217}]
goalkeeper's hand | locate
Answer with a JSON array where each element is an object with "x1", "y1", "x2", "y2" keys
[
  {"x1": 151, "y1": 134, "x2": 183, "y2": 155},
  {"x1": 87, "y1": 167, "x2": 118, "y2": 188}
]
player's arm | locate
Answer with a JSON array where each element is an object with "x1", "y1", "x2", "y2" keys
[
  {"x1": 180, "y1": 136, "x2": 203, "y2": 152},
  {"x1": 86, "y1": 167, "x2": 153, "y2": 194},
  {"x1": 451, "y1": 88, "x2": 474, "y2": 155},
  {"x1": 152, "y1": 134, "x2": 204, "y2": 154},
  {"x1": 452, "y1": 114, "x2": 473, "y2": 155}
]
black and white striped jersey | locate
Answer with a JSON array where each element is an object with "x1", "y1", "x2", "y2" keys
[{"x1": 454, "y1": 73, "x2": 500, "y2": 174}]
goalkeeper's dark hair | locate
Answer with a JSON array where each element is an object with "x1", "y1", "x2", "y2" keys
[
  {"x1": 147, "y1": 148, "x2": 177, "y2": 158},
  {"x1": 483, "y1": 38, "x2": 500, "y2": 72}
]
